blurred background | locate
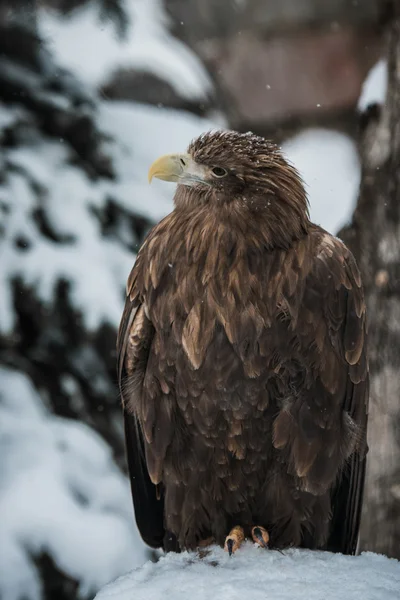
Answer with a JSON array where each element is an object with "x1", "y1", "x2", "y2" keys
[{"x1": 0, "y1": 1, "x2": 395, "y2": 599}]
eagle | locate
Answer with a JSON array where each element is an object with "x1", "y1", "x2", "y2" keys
[{"x1": 117, "y1": 130, "x2": 368, "y2": 556}]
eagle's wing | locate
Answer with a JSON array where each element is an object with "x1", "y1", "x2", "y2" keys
[
  {"x1": 117, "y1": 287, "x2": 165, "y2": 549},
  {"x1": 316, "y1": 238, "x2": 368, "y2": 555},
  {"x1": 273, "y1": 232, "x2": 368, "y2": 555}
]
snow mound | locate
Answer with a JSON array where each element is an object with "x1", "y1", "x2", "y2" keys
[{"x1": 96, "y1": 545, "x2": 400, "y2": 600}]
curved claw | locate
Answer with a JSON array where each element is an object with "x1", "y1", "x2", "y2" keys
[
  {"x1": 224, "y1": 526, "x2": 245, "y2": 556},
  {"x1": 251, "y1": 526, "x2": 270, "y2": 548}
]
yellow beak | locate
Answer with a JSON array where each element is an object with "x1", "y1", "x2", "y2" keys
[
  {"x1": 148, "y1": 153, "x2": 191, "y2": 183},
  {"x1": 148, "y1": 153, "x2": 210, "y2": 186}
]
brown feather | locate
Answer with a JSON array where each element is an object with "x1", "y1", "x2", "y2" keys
[{"x1": 118, "y1": 130, "x2": 368, "y2": 555}]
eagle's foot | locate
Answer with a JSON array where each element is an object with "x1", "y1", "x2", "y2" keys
[
  {"x1": 224, "y1": 526, "x2": 245, "y2": 556},
  {"x1": 251, "y1": 526, "x2": 269, "y2": 548}
]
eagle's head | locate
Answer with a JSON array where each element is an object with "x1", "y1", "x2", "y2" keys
[{"x1": 148, "y1": 130, "x2": 309, "y2": 242}]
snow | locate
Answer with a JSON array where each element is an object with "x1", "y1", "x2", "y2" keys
[
  {"x1": 99, "y1": 101, "x2": 221, "y2": 221},
  {"x1": 39, "y1": 0, "x2": 212, "y2": 100},
  {"x1": 0, "y1": 366, "x2": 148, "y2": 600},
  {"x1": 0, "y1": 127, "x2": 131, "y2": 333},
  {"x1": 0, "y1": 9, "x2": 219, "y2": 592},
  {"x1": 282, "y1": 128, "x2": 360, "y2": 234},
  {"x1": 0, "y1": 105, "x2": 359, "y2": 337},
  {"x1": 95, "y1": 545, "x2": 400, "y2": 600},
  {"x1": 358, "y1": 60, "x2": 388, "y2": 111},
  {"x1": 0, "y1": 100, "x2": 216, "y2": 333},
  {"x1": 99, "y1": 110, "x2": 360, "y2": 238}
]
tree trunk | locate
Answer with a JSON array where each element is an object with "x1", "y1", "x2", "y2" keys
[{"x1": 339, "y1": 1, "x2": 400, "y2": 559}]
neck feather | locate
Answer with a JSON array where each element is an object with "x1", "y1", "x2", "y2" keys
[{"x1": 173, "y1": 185, "x2": 310, "y2": 250}]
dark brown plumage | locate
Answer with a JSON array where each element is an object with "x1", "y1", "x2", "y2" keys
[{"x1": 117, "y1": 130, "x2": 368, "y2": 555}]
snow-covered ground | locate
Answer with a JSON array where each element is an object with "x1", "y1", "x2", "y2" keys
[{"x1": 96, "y1": 545, "x2": 400, "y2": 600}]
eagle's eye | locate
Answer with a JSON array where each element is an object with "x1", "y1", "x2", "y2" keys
[{"x1": 211, "y1": 166, "x2": 228, "y2": 178}]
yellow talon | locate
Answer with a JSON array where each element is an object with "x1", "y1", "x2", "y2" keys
[
  {"x1": 251, "y1": 525, "x2": 269, "y2": 548},
  {"x1": 224, "y1": 526, "x2": 245, "y2": 556}
]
